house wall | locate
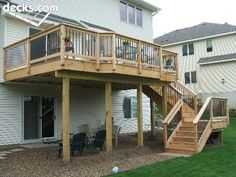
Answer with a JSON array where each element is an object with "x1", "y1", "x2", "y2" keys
[
  {"x1": 164, "y1": 34, "x2": 236, "y2": 108},
  {"x1": 11, "y1": 0, "x2": 154, "y2": 41},
  {"x1": 0, "y1": 1, "x2": 153, "y2": 145},
  {"x1": 0, "y1": 83, "x2": 151, "y2": 146}
]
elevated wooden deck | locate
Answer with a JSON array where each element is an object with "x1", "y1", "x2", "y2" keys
[{"x1": 3, "y1": 24, "x2": 178, "y2": 85}]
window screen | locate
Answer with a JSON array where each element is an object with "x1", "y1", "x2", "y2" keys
[
  {"x1": 188, "y1": 43, "x2": 194, "y2": 55},
  {"x1": 136, "y1": 8, "x2": 143, "y2": 27},
  {"x1": 123, "y1": 97, "x2": 131, "y2": 118},
  {"x1": 182, "y1": 44, "x2": 188, "y2": 56},
  {"x1": 191, "y1": 71, "x2": 197, "y2": 83},
  {"x1": 206, "y1": 40, "x2": 213, "y2": 52},
  {"x1": 128, "y1": 5, "x2": 135, "y2": 24},
  {"x1": 185, "y1": 72, "x2": 190, "y2": 84},
  {"x1": 120, "y1": 2, "x2": 127, "y2": 22}
]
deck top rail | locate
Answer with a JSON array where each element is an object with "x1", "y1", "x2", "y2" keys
[{"x1": 4, "y1": 24, "x2": 178, "y2": 80}]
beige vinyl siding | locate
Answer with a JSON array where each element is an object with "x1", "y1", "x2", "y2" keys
[
  {"x1": 12, "y1": 0, "x2": 154, "y2": 41},
  {"x1": 164, "y1": 34, "x2": 236, "y2": 93},
  {"x1": 0, "y1": 83, "x2": 151, "y2": 145},
  {"x1": 0, "y1": 10, "x2": 5, "y2": 82},
  {"x1": 112, "y1": 90, "x2": 151, "y2": 134},
  {"x1": 199, "y1": 61, "x2": 236, "y2": 93}
]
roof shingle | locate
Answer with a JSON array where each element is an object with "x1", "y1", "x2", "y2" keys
[
  {"x1": 198, "y1": 53, "x2": 236, "y2": 65},
  {"x1": 154, "y1": 22, "x2": 236, "y2": 45}
]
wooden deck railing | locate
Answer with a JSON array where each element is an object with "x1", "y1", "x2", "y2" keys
[
  {"x1": 4, "y1": 24, "x2": 178, "y2": 79},
  {"x1": 172, "y1": 80, "x2": 198, "y2": 113},
  {"x1": 163, "y1": 99, "x2": 183, "y2": 147},
  {"x1": 193, "y1": 97, "x2": 228, "y2": 152}
]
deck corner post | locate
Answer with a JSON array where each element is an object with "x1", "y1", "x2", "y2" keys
[
  {"x1": 96, "y1": 33, "x2": 100, "y2": 70},
  {"x1": 159, "y1": 47, "x2": 163, "y2": 77},
  {"x1": 60, "y1": 24, "x2": 66, "y2": 66},
  {"x1": 137, "y1": 84, "x2": 143, "y2": 146},
  {"x1": 138, "y1": 41, "x2": 142, "y2": 74},
  {"x1": 112, "y1": 34, "x2": 116, "y2": 71},
  {"x1": 62, "y1": 77, "x2": 70, "y2": 162},
  {"x1": 105, "y1": 81, "x2": 113, "y2": 152},
  {"x1": 27, "y1": 39, "x2": 31, "y2": 74}
]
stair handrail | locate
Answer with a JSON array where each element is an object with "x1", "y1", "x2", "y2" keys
[
  {"x1": 163, "y1": 99, "x2": 183, "y2": 147},
  {"x1": 192, "y1": 96, "x2": 228, "y2": 152},
  {"x1": 193, "y1": 97, "x2": 212, "y2": 124},
  {"x1": 173, "y1": 80, "x2": 198, "y2": 113},
  {"x1": 163, "y1": 99, "x2": 183, "y2": 124}
]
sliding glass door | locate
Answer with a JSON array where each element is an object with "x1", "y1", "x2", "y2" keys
[
  {"x1": 24, "y1": 96, "x2": 55, "y2": 141},
  {"x1": 24, "y1": 96, "x2": 40, "y2": 140}
]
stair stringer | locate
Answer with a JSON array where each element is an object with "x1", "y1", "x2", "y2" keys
[
  {"x1": 166, "y1": 121, "x2": 183, "y2": 147},
  {"x1": 196, "y1": 122, "x2": 212, "y2": 153}
]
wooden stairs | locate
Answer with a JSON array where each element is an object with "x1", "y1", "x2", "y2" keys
[{"x1": 144, "y1": 81, "x2": 229, "y2": 155}]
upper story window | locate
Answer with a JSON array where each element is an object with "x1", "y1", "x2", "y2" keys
[
  {"x1": 206, "y1": 39, "x2": 213, "y2": 52},
  {"x1": 120, "y1": 2, "x2": 127, "y2": 22},
  {"x1": 185, "y1": 71, "x2": 197, "y2": 84},
  {"x1": 120, "y1": 1, "x2": 143, "y2": 27},
  {"x1": 182, "y1": 43, "x2": 194, "y2": 56}
]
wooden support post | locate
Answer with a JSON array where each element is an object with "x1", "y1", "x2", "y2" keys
[
  {"x1": 105, "y1": 82, "x2": 113, "y2": 152},
  {"x1": 27, "y1": 39, "x2": 31, "y2": 74},
  {"x1": 150, "y1": 100, "x2": 156, "y2": 136},
  {"x1": 138, "y1": 41, "x2": 142, "y2": 74},
  {"x1": 112, "y1": 34, "x2": 116, "y2": 71},
  {"x1": 159, "y1": 47, "x2": 163, "y2": 77},
  {"x1": 96, "y1": 33, "x2": 100, "y2": 70},
  {"x1": 62, "y1": 77, "x2": 70, "y2": 162},
  {"x1": 194, "y1": 95, "x2": 198, "y2": 114},
  {"x1": 162, "y1": 85, "x2": 168, "y2": 117},
  {"x1": 60, "y1": 25, "x2": 66, "y2": 66},
  {"x1": 137, "y1": 84, "x2": 143, "y2": 146},
  {"x1": 163, "y1": 123, "x2": 168, "y2": 147}
]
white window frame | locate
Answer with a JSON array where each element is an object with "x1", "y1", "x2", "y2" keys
[
  {"x1": 184, "y1": 71, "x2": 197, "y2": 84},
  {"x1": 120, "y1": 1, "x2": 143, "y2": 27}
]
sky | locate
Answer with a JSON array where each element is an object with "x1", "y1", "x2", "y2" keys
[{"x1": 145, "y1": 0, "x2": 236, "y2": 38}]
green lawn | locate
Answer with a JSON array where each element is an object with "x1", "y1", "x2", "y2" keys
[{"x1": 107, "y1": 118, "x2": 236, "y2": 177}]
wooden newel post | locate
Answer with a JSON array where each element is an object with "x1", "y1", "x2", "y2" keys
[
  {"x1": 105, "y1": 82, "x2": 113, "y2": 152},
  {"x1": 27, "y1": 39, "x2": 31, "y2": 74},
  {"x1": 159, "y1": 47, "x2": 163, "y2": 77},
  {"x1": 210, "y1": 99, "x2": 214, "y2": 128},
  {"x1": 137, "y1": 84, "x2": 143, "y2": 146},
  {"x1": 175, "y1": 54, "x2": 179, "y2": 80},
  {"x1": 194, "y1": 95, "x2": 198, "y2": 114},
  {"x1": 60, "y1": 24, "x2": 66, "y2": 66},
  {"x1": 62, "y1": 77, "x2": 70, "y2": 162}
]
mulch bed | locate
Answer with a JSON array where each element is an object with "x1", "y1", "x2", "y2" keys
[{"x1": 0, "y1": 133, "x2": 179, "y2": 177}]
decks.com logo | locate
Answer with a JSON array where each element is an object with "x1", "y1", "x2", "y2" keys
[{"x1": 3, "y1": 3, "x2": 58, "y2": 13}]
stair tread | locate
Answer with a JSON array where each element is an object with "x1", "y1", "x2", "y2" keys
[
  {"x1": 166, "y1": 147, "x2": 195, "y2": 151},
  {"x1": 170, "y1": 141, "x2": 195, "y2": 145}
]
